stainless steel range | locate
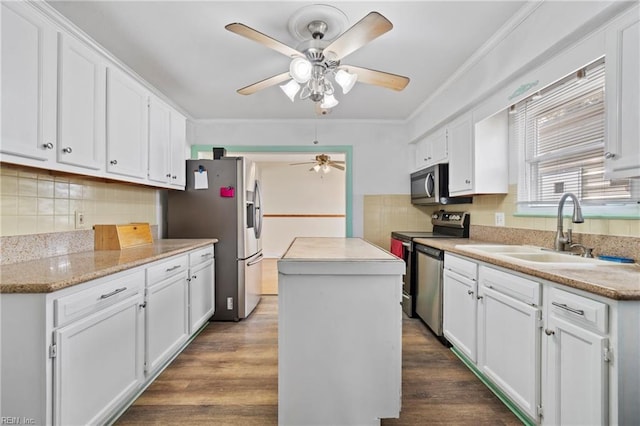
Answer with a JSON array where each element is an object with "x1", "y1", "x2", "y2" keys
[{"x1": 391, "y1": 211, "x2": 470, "y2": 318}]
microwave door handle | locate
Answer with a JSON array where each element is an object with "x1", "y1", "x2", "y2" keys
[{"x1": 425, "y1": 173, "x2": 435, "y2": 197}]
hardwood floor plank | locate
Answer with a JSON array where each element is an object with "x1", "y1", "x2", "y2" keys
[{"x1": 116, "y1": 296, "x2": 521, "y2": 425}]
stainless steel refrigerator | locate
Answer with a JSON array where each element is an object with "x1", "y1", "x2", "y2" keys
[{"x1": 167, "y1": 158, "x2": 263, "y2": 321}]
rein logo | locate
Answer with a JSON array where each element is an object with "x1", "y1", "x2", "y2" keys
[{"x1": 508, "y1": 80, "x2": 539, "y2": 101}]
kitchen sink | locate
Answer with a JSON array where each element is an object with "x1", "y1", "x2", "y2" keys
[
  {"x1": 501, "y1": 252, "x2": 608, "y2": 265},
  {"x1": 456, "y1": 244, "x2": 544, "y2": 254}
]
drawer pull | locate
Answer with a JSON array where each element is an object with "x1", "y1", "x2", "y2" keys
[
  {"x1": 99, "y1": 287, "x2": 127, "y2": 299},
  {"x1": 552, "y1": 302, "x2": 585, "y2": 316},
  {"x1": 166, "y1": 265, "x2": 182, "y2": 272},
  {"x1": 201, "y1": 253, "x2": 212, "y2": 258}
]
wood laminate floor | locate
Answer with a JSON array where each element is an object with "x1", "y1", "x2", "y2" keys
[{"x1": 116, "y1": 296, "x2": 521, "y2": 425}]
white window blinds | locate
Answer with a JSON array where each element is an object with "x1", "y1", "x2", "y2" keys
[{"x1": 515, "y1": 59, "x2": 637, "y2": 206}]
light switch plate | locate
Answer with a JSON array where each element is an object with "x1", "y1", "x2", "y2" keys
[
  {"x1": 75, "y1": 211, "x2": 85, "y2": 229},
  {"x1": 495, "y1": 212, "x2": 505, "y2": 227}
]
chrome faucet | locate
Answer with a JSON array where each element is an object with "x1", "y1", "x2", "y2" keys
[{"x1": 554, "y1": 192, "x2": 584, "y2": 251}]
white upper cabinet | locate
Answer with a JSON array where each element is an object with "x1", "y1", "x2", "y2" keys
[
  {"x1": 1, "y1": 2, "x2": 57, "y2": 162},
  {"x1": 148, "y1": 95, "x2": 172, "y2": 184},
  {"x1": 605, "y1": 6, "x2": 640, "y2": 179},
  {"x1": 170, "y1": 112, "x2": 187, "y2": 188},
  {"x1": 148, "y1": 96, "x2": 187, "y2": 189},
  {"x1": 414, "y1": 127, "x2": 448, "y2": 170},
  {"x1": 57, "y1": 33, "x2": 105, "y2": 171},
  {"x1": 449, "y1": 110, "x2": 508, "y2": 197},
  {"x1": 106, "y1": 67, "x2": 149, "y2": 180}
]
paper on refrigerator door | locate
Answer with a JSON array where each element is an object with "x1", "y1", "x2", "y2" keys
[{"x1": 194, "y1": 170, "x2": 209, "y2": 189}]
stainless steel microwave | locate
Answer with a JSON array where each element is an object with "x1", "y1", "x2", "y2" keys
[{"x1": 410, "y1": 164, "x2": 472, "y2": 205}]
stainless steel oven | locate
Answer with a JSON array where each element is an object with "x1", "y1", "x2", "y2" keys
[{"x1": 391, "y1": 211, "x2": 470, "y2": 319}]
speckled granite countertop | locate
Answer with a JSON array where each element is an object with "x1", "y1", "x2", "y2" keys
[
  {"x1": 0, "y1": 239, "x2": 217, "y2": 294},
  {"x1": 414, "y1": 238, "x2": 640, "y2": 301}
]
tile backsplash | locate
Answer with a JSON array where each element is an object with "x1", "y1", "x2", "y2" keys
[
  {"x1": 364, "y1": 189, "x2": 639, "y2": 257},
  {"x1": 0, "y1": 164, "x2": 158, "y2": 237}
]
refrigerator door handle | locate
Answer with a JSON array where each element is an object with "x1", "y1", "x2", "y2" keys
[{"x1": 247, "y1": 253, "x2": 264, "y2": 267}]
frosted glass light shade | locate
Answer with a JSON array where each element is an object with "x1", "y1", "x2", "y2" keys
[
  {"x1": 313, "y1": 164, "x2": 321, "y2": 172},
  {"x1": 335, "y1": 69, "x2": 357, "y2": 94},
  {"x1": 289, "y1": 57, "x2": 312, "y2": 83},
  {"x1": 320, "y1": 94, "x2": 339, "y2": 109},
  {"x1": 280, "y1": 79, "x2": 300, "y2": 102},
  {"x1": 322, "y1": 164, "x2": 331, "y2": 173}
]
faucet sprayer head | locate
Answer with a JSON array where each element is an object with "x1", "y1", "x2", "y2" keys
[{"x1": 572, "y1": 204, "x2": 584, "y2": 223}]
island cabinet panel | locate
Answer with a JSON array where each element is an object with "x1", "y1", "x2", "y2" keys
[{"x1": 278, "y1": 237, "x2": 404, "y2": 426}]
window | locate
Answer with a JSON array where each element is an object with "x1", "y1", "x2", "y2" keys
[{"x1": 514, "y1": 58, "x2": 639, "y2": 214}]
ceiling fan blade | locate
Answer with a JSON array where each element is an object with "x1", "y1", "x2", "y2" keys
[
  {"x1": 237, "y1": 72, "x2": 291, "y2": 95},
  {"x1": 330, "y1": 163, "x2": 345, "y2": 171},
  {"x1": 342, "y1": 65, "x2": 409, "y2": 91},
  {"x1": 289, "y1": 161, "x2": 316, "y2": 165},
  {"x1": 323, "y1": 12, "x2": 393, "y2": 61},
  {"x1": 225, "y1": 23, "x2": 303, "y2": 58},
  {"x1": 329, "y1": 160, "x2": 346, "y2": 164}
]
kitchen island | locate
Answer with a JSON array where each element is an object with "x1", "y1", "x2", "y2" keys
[{"x1": 277, "y1": 237, "x2": 405, "y2": 426}]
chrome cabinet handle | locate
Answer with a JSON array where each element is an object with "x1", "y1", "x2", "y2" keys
[
  {"x1": 201, "y1": 253, "x2": 212, "y2": 258},
  {"x1": 110, "y1": 160, "x2": 118, "y2": 165},
  {"x1": 191, "y1": 275, "x2": 197, "y2": 279},
  {"x1": 552, "y1": 302, "x2": 585, "y2": 316},
  {"x1": 545, "y1": 329, "x2": 555, "y2": 336},
  {"x1": 166, "y1": 265, "x2": 181, "y2": 272},
  {"x1": 477, "y1": 295, "x2": 483, "y2": 300},
  {"x1": 172, "y1": 175, "x2": 177, "y2": 179},
  {"x1": 166, "y1": 173, "x2": 172, "y2": 178},
  {"x1": 465, "y1": 179, "x2": 471, "y2": 184},
  {"x1": 604, "y1": 152, "x2": 616, "y2": 159},
  {"x1": 467, "y1": 289, "x2": 474, "y2": 296},
  {"x1": 100, "y1": 287, "x2": 127, "y2": 299},
  {"x1": 62, "y1": 147, "x2": 72, "y2": 153},
  {"x1": 43, "y1": 143, "x2": 54, "y2": 149}
]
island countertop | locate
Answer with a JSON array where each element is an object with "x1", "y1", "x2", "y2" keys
[
  {"x1": 0, "y1": 239, "x2": 217, "y2": 294},
  {"x1": 279, "y1": 237, "x2": 405, "y2": 276}
]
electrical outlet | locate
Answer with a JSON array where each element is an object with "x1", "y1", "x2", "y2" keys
[
  {"x1": 227, "y1": 297, "x2": 233, "y2": 310},
  {"x1": 495, "y1": 212, "x2": 505, "y2": 227},
  {"x1": 74, "y1": 211, "x2": 85, "y2": 229}
]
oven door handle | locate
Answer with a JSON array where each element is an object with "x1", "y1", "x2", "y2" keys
[
  {"x1": 402, "y1": 293, "x2": 410, "y2": 300},
  {"x1": 401, "y1": 242, "x2": 410, "y2": 248}
]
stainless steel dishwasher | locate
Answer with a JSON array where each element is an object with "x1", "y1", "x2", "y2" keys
[{"x1": 415, "y1": 243, "x2": 446, "y2": 339}]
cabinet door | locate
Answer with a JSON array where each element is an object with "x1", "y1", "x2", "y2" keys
[
  {"x1": 478, "y1": 287, "x2": 541, "y2": 420},
  {"x1": 443, "y1": 268, "x2": 477, "y2": 362},
  {"x1": 147, "y1": 96, "x2": 172, "y2": 184},
  {"x1": 53, "y1": 293, "x2": 144, "y2": 426},
  {"x1": 415, "y1": 128, "x2": 448, "y2": 170},
  {"x1": 188, "y1": 260, "x2": 215, "y2": 333},
  {"x1": 544, "y1": 314, "x2": 608, "y2": 425},
  {"x1": 106, "y1": 67, "x2": 148, "y2": 179},
  {"x1": 1, "y1": 2, "x2": 57, "y2": 162},
  {"x1": 605, "y1": 9, "x2": 640, "y2": 179},
  {"x1": 146, "y1": 271, "x2": 189, "y2": 375},
  {"x1": 448, "y1": 116, "x2": 473, "y2": 195},
  {"x1": 169, "y1": 111, "x2": 187, "y2": 188},
  {"x1": 57, "y1": 34, "x2": 105, "y2": 171}
]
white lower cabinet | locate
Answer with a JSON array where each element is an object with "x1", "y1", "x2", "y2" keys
[
  {"x1": 443, "y1": 254, "x2": 478, "y2": 362},
  {"x1": 477, "y1": 266, "x2": 542, "y2": 421},
  {"x1": 188, "y1": 246, "x2": 216, "y2": 333},
  {"x1": 0, "y1": 244, "x2": 215, "y2": 425},
  {"x1": 145, "y1": 255, "x2": 190, "y2": 376},
  {"x1": 53, "y1": 282, "x2": 145, "y2": 425},
  {"x1": 543, "y1": 287, "x2": 609, "y2": 425}
]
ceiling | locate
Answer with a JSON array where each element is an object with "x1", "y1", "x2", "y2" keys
[{"x1": 48, "y1": 1, "x2": 527, "y2": 121}]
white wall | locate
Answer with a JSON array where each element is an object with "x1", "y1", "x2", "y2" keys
[
  {"x1": 259, "y1": 161, "x2": 346, "y2": 257},
  {"x1": 191, "y1": 120, "x2": 410, "y2": 237}
]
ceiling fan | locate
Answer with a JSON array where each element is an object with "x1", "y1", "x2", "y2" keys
[
  {"x1": 225, "y1": 5, "x2": 410, "y2": 114},
  {"x1": 290, "y1": 154, "x2": 345, "y2": 173}
]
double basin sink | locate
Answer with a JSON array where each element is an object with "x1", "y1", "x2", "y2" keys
[{"x1": 456, "y1": 244, "x2": 621, "y2": 267}]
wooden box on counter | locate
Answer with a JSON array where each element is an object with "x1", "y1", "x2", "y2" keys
[{"x1": 94, "y1": 223, "x2": 153, "y2": 250}]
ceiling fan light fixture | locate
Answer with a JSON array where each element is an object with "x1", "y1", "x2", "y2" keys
[
  {"x1": 289, "y1": 57, "x2": 312, "y2": 83},
  {"x1": 280, "y1": 79, "x2": 300, "y2": 102},
  {"x1": 313, "y1": 164, "x2": 321, "y2": 172},
  {"x1": 335, "y1": 69, "x2": 358, "y2": 94},
  {"x1": 320, "y1": 93, "x2": 339, "y2": 109},
  {"x1": 322, "y1": 164, "x2": 331, "y2": 173}
]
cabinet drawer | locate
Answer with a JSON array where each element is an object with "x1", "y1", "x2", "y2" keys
[
  {"x1": 54, "y1": 270, "x2": 144, "y2": 327},
  {"x1": 479, "y1": 266, "x2": 541, "y2": 306},
  {"x1": 444, "y1": 253, "x2": 477, "y2": 281},
  {"x1": 548, "y1": 287, "x2": 608, "y2": 334},
  {"x1": 146, "y1": 254, "x2": 188, "y2": 285},
  {"x1": 189, "y1": 245, "x2": 214, "y2": 268}
]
